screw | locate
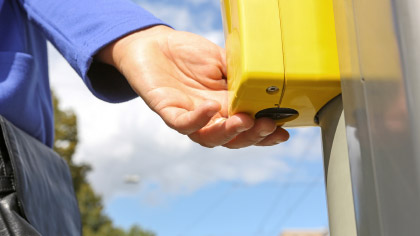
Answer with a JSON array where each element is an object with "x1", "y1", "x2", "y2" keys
[{"x1": 266, "y1": 86, "x2": 279, "y2": 95}]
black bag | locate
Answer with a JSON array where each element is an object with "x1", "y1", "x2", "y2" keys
[{"x1": 0, "y1": 116, "x2": 82, "y2": 235}]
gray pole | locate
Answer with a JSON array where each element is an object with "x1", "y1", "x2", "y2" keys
[
  {"x1": 331, "y1": 0, "x2": 420, "y2": 235},
  {"x1": 317, "y1": 96, "x2": 357, "y2": 236}
]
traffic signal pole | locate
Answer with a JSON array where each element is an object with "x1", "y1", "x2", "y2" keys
[{"x1": 317, "y1": 95, "x2": 357, "y2": 236}]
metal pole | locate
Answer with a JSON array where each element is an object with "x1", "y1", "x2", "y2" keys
[
  {"x1": 331, "y1": 0, "x2": 420, "y2": 235},
  {"x1": 317, "y1": 95, "x2": 357, "y2": 236}
]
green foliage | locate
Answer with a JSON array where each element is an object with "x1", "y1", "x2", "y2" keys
[
  {"x1": 126, "y1": 225, "x2": 156, "y2": 236},
  {"x1": 52, "y1": 92, "x2": 155, "y2": 236}
]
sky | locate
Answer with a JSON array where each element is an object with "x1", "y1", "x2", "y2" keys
[{"x1": 48, "y1": 0, "x2": 329, "y2": 235}]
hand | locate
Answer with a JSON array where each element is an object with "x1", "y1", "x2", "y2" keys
[{"x1": 96, "y1": 25, "x2": 289, "y2": 148}]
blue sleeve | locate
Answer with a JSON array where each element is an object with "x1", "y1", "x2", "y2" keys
[{"x1": 17, "y1": 0, "x2": 169, "y2": 102}]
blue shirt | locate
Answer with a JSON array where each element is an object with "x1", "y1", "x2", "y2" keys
[{"x1": 0, "y1": 0, "x2": 166, "y2": 147}]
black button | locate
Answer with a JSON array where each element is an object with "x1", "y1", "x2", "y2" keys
[{"x1": 255, "y1": 108, "x2": 299, "y2": 121}]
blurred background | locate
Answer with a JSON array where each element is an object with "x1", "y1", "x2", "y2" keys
[{"x1": 48, "y1": 0, "x2": 329, "y2": 235}]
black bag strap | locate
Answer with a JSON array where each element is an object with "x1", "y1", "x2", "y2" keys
[
  {"x1": 0, "y1": 116, "x2": 82, "y2": 235},
  {"x1": 0, "y1": 176, "x2": 14, "y2": 193},
  {"x1": 0, "y1": 126, "x2": 15, "y2": 194}
]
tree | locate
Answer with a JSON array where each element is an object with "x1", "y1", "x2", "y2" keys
[{"x1": 52, "y1": 92, "x2": 155, "y2": 236}]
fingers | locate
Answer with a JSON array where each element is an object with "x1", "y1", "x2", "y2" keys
[
  {"x1": 255, "y1": 127, "x2": 290, "y2": 146},
  {"x1": 222, "y1": 118, "x2": 277, "y2": 149},
  {"x1": 161, "y1": 100, "x2": 221, "y2": 135},
  {"x1": 188, "y1": 113, "x2": 254, "y2": 148},
  {"x1": 223, "y1": 119, "x2": 289, "y2": 148},
  {"x1": 162, "y1": 101, "x2": 290, "y2": 148},
  {"x1": 189, "y1": 114, "x2": 290, "y2": 148},
  {"x1": 219, "y1": 47, "x2": 227, "y2": 78}
]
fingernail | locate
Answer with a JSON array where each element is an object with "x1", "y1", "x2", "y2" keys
[
  {"x1": 259, "y1": 130, "x2": 272, "y2": 137},
  {"x1": 214, "y1": 118, "x2": 226, "y2": 124}
]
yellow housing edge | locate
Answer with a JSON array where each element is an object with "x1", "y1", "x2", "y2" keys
[{"x1": 221, "y1": 0, "x2": 341, "y2": 127}]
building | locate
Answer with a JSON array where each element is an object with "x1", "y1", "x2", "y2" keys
[{"x1": 280, "y1": 229, "x2": 329, "y2": 236}]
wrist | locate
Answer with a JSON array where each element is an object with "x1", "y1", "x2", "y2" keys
[{"x1": 95, "y1": 25, "x2": 173, "y2": 68}]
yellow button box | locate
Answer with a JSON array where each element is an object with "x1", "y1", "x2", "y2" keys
[{"x1": 221, "y1": 0, "x2": 341, "y2": 127}]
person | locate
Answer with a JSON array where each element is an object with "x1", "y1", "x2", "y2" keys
[{"x1": 0, "y1": 0, "x2": 289, "y2": 149}]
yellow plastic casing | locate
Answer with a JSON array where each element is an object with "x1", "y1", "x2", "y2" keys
[
  {"x1": 221, "y1": 0, "x2": 285, "y2": 121},
  {"x1": 221, "y1": 0, "x2": 341, "y2": 127}
]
